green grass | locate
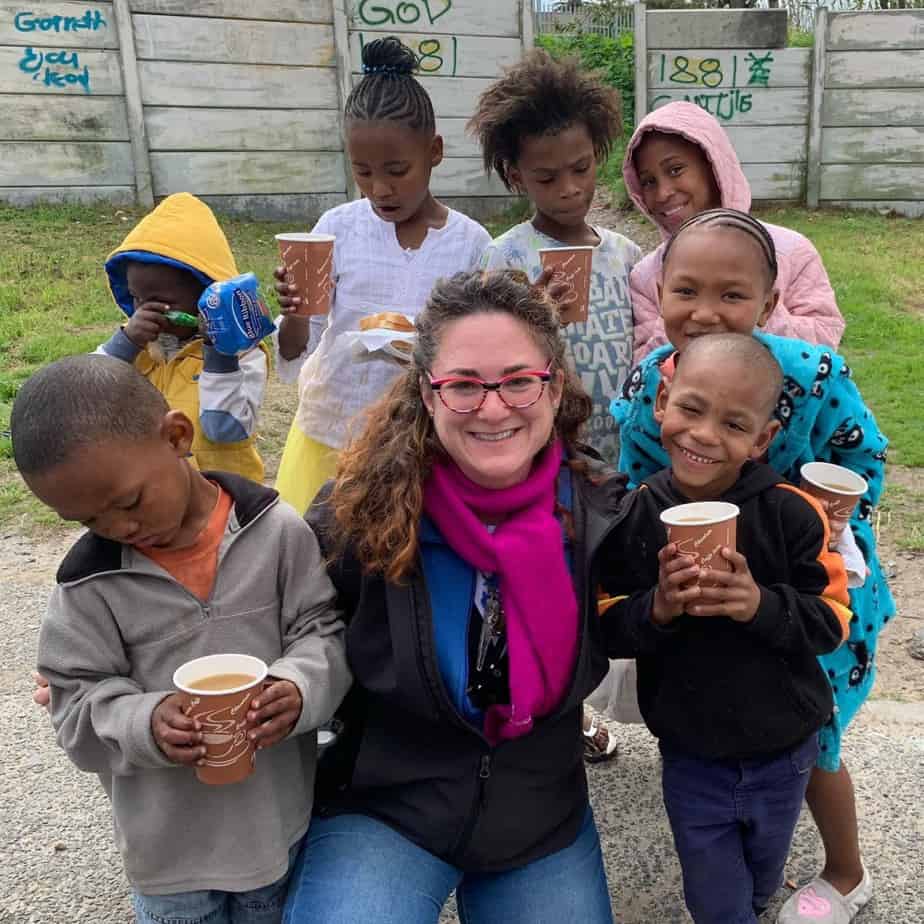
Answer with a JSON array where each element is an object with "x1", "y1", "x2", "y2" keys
[
  {"x1": 482, "y1": 197, "x2": 531, "y2": 239},
  {"x1": 599, "y1": 135, "x2": 631, "y2": 210},
  {"x1": 0, "y1": 204, "x2": 298, "y2": 427},
  {"x1": 0, "y1": 203, "x2": 305, "y2": 526},
  {"x1": 1, "y1": 200, "x2": 922, "y2": 530},
  {"x1": 787, "y1": 28, "x2": 815, "y2": 48},
  {"x1": 756, "y1": 208, "x2": 924, "y2": 467},
  {"x1": 879, "y1": 482, "x2": 924, "y2": 552}
]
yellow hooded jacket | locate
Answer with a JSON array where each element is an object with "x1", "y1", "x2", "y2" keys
[{"x1": 104, "y1": 193, "x2": 266, "y2": 482}]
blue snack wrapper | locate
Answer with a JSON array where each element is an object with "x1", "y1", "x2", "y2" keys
[{"x1": 198, "y1": 273, "x2": 275, "y2": 356}]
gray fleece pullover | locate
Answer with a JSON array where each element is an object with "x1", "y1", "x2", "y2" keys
[{"x1": 38, "y1": 473, "x2": 351, "y2": 895}]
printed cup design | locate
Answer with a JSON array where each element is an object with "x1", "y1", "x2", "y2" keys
[
  {"x1": 173, "y1": 654, "x2": 268, "y2": 785},
  {"x1": 799, "y1": 461, "x2": 867, "y2": 545},
  {"x1": 275, "y1": 233, "x2": 335, "y2": 316},
  {"x1": 538, "y1": 247, "x2": 594, "y2": 324},
  {"x1": 660, "y1": 502, "x2": 739, "y2": 595}
]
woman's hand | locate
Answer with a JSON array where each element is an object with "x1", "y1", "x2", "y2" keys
[
  {"x1": 687, "y1": 549, "x2": 761, "y2": 623},
  {"x1": 651, "y1": 543, "x2": 700, "y2": 625}
]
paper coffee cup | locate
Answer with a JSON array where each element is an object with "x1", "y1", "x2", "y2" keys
[
  {"x1": 660, "y1": 501, "x2": 739, "y2": 583},
  {"x1": 800, "y1": 462, "x2": 867, "y2": 542},
  {"x1": 539, "y1": 246, "x2": 594, "y2": 324},
  {"x1": 275, "y1": 233, "x2": 335, "y2": 316},
  {"x1": 173, "y1": 654, "x2": 268, "y2": 785}
]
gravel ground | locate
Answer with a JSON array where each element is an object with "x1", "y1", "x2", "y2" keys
[{"x1": 2, "y1": 527, "x2": 923, "y2": 923}]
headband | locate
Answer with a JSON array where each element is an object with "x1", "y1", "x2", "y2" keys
[{"x1": 664, "y1": 207, "x2": 778, "y2": 281}]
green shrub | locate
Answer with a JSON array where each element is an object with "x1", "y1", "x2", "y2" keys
[
  {"x1": 536, "y1": 32, "x2": 635, "y2": 129},
  {"x1": 787, "y1": 28, "x2": 814, "y2": 47}
]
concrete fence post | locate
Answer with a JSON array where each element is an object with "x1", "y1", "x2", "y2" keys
[
  {"x1": 805, "y1": 6, "x2": 827, "y2": 208},
  {"x1": 112, "y1": 0, "x2": 153, "y2": 209},
  {"x1": 332, "y1": 0, "x2": 357, "y2": 201},
  {"x1": 634, "y1": 2, "x2": 647, "y2": 127}
]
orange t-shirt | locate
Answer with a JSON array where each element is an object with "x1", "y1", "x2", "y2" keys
[{"x1": 141, "y1": 486, "x2": 233, "y2": 601}]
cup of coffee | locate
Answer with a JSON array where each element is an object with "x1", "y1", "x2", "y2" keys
[
  {"x1": 173, "y1": 653, "x2": 268, "y2": 785},
  {"x1": 660, "y1": 501, "x2": 740, "y2": 590},
  {"x1": 538, "y1": 246, "x2": 594, "y2": 324},
  {"x1": 799, "y1": 461, "x2": 867, "y2": 544},
  {"x1": 275, "y1": 233, "x2": 335, "y2": 316}
]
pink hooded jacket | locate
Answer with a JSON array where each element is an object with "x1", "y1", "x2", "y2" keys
[{"x1": 623, "y1": 102, "x2": 845, "y2": 363}]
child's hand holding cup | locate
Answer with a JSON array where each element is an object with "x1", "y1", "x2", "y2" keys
[
  {"x1": 275, "y1": 233, "x2": 335, "y2": 317},
  {"x1": 659, "y1": 502, "x2": 740, "y2": 615},
  {"x1": 799, "y1": 462, "x2": 867, "y2": 547},
  {"x1": 172, "y1": 654, "x2": 268, "y2": 785},
  {"x1": 538, "y1": 246, "x2": 593, "y2": 325}
]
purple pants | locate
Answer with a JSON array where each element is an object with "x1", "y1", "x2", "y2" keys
[{"x1": 660, "y1": 734, "x2": 819, "y2": 924}]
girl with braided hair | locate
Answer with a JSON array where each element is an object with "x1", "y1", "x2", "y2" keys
[
  {"x1": 611, "y1": 209, "x2": 892, "y2": 924},
  {"x1": 273, "y1": 36, "x2": 490, "y2": 515}
]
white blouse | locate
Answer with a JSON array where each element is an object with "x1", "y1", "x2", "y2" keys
[{"x1": 276, "y1": 198, "x2": 490, "y2": 450}]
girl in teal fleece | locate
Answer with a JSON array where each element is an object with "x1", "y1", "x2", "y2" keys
[{"x1": 611, "y1": 209, "x2": 890, "y2": 924}]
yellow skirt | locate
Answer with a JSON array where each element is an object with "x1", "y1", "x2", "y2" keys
[{"x1": 274, "y1": 420, "x2": 339, "y2": 516}]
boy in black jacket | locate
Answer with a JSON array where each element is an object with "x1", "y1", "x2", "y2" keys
[{"x1": 602, "y1": 333, "x2": 850, "y2": 924}]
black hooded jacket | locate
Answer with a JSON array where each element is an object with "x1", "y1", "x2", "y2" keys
[
  {"x1": 307, "y1": 462, "x2": 643, "y2": 873},
  {"x1": 599, "y1": 461, "x2": 851, "y2": 761}
]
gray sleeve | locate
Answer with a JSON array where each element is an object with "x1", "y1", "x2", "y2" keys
[
  {"x1": 262, "y1": 508, "x2": 352, "y2": 737},
  {"x1": 37, "y1": 585, "x2": 175, "y2": 775},
  {"x1": 95, "y1": 328, "x2": 142, "y2": 363}
]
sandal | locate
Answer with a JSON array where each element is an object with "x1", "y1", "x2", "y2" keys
[
  {"x1": 777, "y1": 865, "x2": 872, "y2": 923},
  {"x1": 582, "y1": 716, "x2": 618, "y2": 764}
]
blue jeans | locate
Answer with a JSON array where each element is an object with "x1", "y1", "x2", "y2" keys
[
  {"x1": 134, "y1": 841, "x2": 301, "y2": 924},
  {"x1": 660, "y1": 734, "x2": 818, "y2": 924},
  {"x1": 283, "y1": 806, "x2": 613, "y2": 924}
]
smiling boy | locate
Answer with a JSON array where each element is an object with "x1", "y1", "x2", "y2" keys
[{"x1": 601, "y1": 333, "x2": 850, "y2": 924}]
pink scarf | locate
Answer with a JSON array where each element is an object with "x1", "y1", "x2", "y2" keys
[{"x1": 423, "y1": 441, "x2": 578, "y2": 744}]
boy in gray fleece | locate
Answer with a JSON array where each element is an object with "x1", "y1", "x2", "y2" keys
[{"x1": 12, "y1": 354, "x2": 351, "y2": 924}]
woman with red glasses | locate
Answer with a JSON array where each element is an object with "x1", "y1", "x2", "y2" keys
[{"x1": 284, "y1": 270, "x2": 637, "y2": 923}]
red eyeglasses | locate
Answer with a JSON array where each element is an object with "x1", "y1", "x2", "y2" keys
[{"x1": 427, "y1": 362, "x2": 554, "y2": 414}]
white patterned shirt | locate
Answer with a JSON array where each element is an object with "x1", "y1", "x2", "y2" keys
[
  {"x1": 481, "y1": 221, "x2": 642, "y2": 464},
  {"x1": 275, "y1": 198, "x2": 490, "y2": 449}
]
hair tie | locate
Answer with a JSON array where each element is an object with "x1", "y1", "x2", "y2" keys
[{"x1": 362, "y1": 63, "x2": 404, "y2": 76}]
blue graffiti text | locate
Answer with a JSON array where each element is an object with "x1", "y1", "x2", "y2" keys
[
  {"x1": 19, "y1": 47, "x2": 91, "y2": 93},
  {"x1": 14, "y1": 9, "x2": 107, "y2": 33}
]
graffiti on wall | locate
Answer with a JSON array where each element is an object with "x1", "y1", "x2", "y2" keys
[
  {"x1": 13, "y1": 8, "x2": 108, "y2": 94},
  {"x1": 13, "y1": 9, "x2": 106, "y2": 33},
  {"x1": 354, "y1": 0, "x2": 461, "y2": 77},
  {"x1": 357, "y1": 31, "x2": 458, "y2": 75},
  {"x1": 650, "y1": 51, "x2": 776, "y2": 122}
]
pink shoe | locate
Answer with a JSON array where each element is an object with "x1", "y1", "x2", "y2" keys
[{"x1": 777, "y1": 866, "x2": 872, "y2": 923}]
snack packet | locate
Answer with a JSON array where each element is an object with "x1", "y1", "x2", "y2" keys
[{"x1": 198, "y1": 273, "x2": 275, "y2": 356}]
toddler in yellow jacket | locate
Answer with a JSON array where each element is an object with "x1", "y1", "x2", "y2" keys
[{"x1": 97, "y1": 193, "x2": 267, "y2": 481}]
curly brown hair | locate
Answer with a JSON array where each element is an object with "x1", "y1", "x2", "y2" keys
[
  {"x1": 467, "y1": 49, "x2": 622, "y2": 192},
  {"x1": 326, "y1": 270, "x2": 593, "y2": 582}
]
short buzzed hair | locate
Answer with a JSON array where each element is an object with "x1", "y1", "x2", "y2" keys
[
  {"x1": 676, "y1": 333, "x2": 783, "y2": 421},
  {"x1": 11, "y1": 354, "x2": 169, "y2": 475}
]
